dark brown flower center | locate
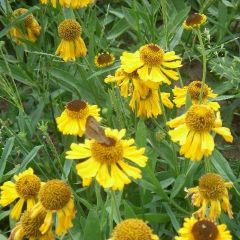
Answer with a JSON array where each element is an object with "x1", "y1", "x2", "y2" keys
[
  {"x1": 66, "y1": 100, "x2": 87, "y2": 112},
  {"x1": 192, "y1": 220, "x2": 218, "y2": 240},
  {"x1": 97, "y1": 53, "x2": 113, "y2": 65},
  {"x1": 186, "y1": 13, "x2": 203, "y2": 26}
]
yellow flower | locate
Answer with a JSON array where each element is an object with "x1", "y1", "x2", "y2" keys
[
  {"x1": 167, "y1": 104, "x2": 233, "y2": 161},
  {"x1": 55, "y1": 19, "x2": 87, "y2": 61},
  {"x1": 66, "y1": 128, "x2": 148, "y2": 190},
  {"x1": 105, "y1": 68, "x2": 133, "y2": 97},
  {"x1": 56, "y1": 99, "x2": 101, "y2": 136},
  {"x1": 0, "y1": 168, "x2": 42, "y2": 220},
  {"x1": 110, "y1": 218, "x2": 159, "y2": 240},
  {"x1": 175, "y1": 217, "x2": 232, "y2": 240},
  {"x1": 40, "y1": 0, "x2": 94, "y2": 8},
  {"x1": 30, "y1": 179, "x2": 75, "y2": 236},
  {"x1": 186, "y1": 173, "x2": 233, "y2": 220},
  {"x1": 183, "y1": 13, "x2": 207, "y2": 30},
  {"x1": 9, "y1": 210, "x2": 54, "y2": 240},
  {"x1": 94, "y1": 52, "x2": 115, "y2": 68},
  {"x1": 173, "y1": 80, "x2": 220, "y2": 110},
  {"x1": 120, "y1": 43, "x2": 182, "y2": 83},
  {"x1": 129, "y1": 78, "x2": 173, "y2": 118},
  {"x1": 10, "y1": 8, "x2": 41, "y2": 44}
]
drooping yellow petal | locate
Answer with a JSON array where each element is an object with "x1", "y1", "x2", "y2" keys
[
  {"x1": 96, "y1": 164, "x2": 113, "y2": 188},
  {"x1": 40, "y1": 211, "x2": 52, "y2": 234},
  {"x1": 111, "y1": 164, "x2": 130, "y2": 190},
  {"x1": 10, "y1": 198, "x2": 25, "y2": 220},
  {"x1": 168, "y1": 124, "x2": 189, "y2": 145},
  {"x1": 123, "y1": 147, "x2": 148, "y2": 167},
  {"x1": 76, "y1": 158, "x2": 101, "y2": 178},
  {"x1": 212, "y1": 127, "x2": 233, "y2": 142},
  {"x1": 201, "y1": 131, "x2": 214, "y2": 156},
  {"x1": 118, "y1": 160, "x2": 142, "y2": 179}
]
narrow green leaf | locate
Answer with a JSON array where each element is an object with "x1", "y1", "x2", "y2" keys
[
  {"x1": 135, "y1": 119, "x2": 147, "y2": 147},
  {"x1": 83, "y1": 209, "x2": 102, "y2": 240},
  {"x1": 170, "y1": 174, "x2": 186, "y2": 199},
  {"x1": 19, "y1": 145, "x2": 43, "y2": 171},
  {"x1": 0, "y1": 137, "x2": 15, "y2": 179}
]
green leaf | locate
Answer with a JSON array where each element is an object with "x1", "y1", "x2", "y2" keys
[
  {"x1": 123, "y1": 201, "x2": 136, "y2": 218},
  {"x1": 211, "y1": 150, "x2": 239, "y2": 189},
  {"x1": 0, "y1": 234, "x2": 7, "y2": 240},
  {"x1": 170, "y1": 174, "x2": 186, "y2": 199},
  {"x1": 163, "y1": 203, "x2": 180, "y2": 231},
  {"x1": 136, "y1": 213, "x2": 169, "y2": 223},
  {"x1": 135, "y1": 119, "x2": 147, "y2": 147},
  {"x1": 0, "y1": 137, "x2": 15, "y2": 180},
  {"x1": 18, "y1": 145, "x2": 43, "y2": 171},
  {"x1": 83, "y1": 209, "x2": 102, "y2": 240},
  {"x1": 107, "y1": 18, "x2": 130, "y2": 40}
]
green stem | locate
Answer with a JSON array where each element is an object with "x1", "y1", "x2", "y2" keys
[
  {"x1": 196, "y1": 28, "x2": 207, "y2": 102},
  {"x1": 158, "y1": 89, "x2": 180, "y2": 175},
  {"x1": 177, "y1": 69, "x2": 184, "y2": 87},
  {"x1": 204, "y1": 156, "x2": 212, "y2": 172},
  {"x1": 111, "y1": 190, "x2": 122, "y2": 223}
]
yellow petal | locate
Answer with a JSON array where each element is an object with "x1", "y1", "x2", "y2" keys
[
  {"x1": 123, "y1": 147, "x2": 148, "y2": 167},
  {"x1": 111, "y1": 164, "x2": 130, "y2": 190},
  {"x1": 118, "y1": 160, "x2": 141, "y2": 179},
  {"x1": 160, "y1": 67, "x2": 179, "y2": 80},
  {"x1": 161, "y1": 60, "x2": 182, "y2": 68},
  {"x1": 66, "y1": 143, "x2": 91, "y2": 159},
  {"x1": 10, "y1": 198, "x2": 25, "y2": 220},
  {"x1": 40, "y1": 211, "x2": 52, "y2": 234},
  {"x1": 212, "y1": 127, "x2": 233, "y2": 142},
  {"x1": 96, "y1": 164, "x2": 113, "y2": 188},
  {"x1": 163, "y1": 51, "x2": 181, "y2": 61},
  {"x1": 120, "y1": 51, "x2": 143, "y2": 73},
  {"x1": 167, "y1": 114, "x2": 186, "y2": 128},
  {"x1": 76, "y1": 158, "x2": 101, "y2": 178},
  {"x1": 168, "y1": 124, "x2": 189, "y2": 145},
  {"x1": 201, "y1": 131, "x2": 214, "y2": 156}
]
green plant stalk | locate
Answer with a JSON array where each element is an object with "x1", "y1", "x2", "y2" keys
[
  {"x1": 196, "y1": 28, "x2": 207, "y2": 101},
  {"x1": 158, "y1": 89, "x2": 180, "y2": 175},
  {"x1": 204, "y1": 156, "x2": 212, "y2": 172},
  {"x1": 111, "y1": 190, "x2": 122, "y2": 223},
  {"x1": 0, "y1": 48, "x2": 24, "y2": 112}
]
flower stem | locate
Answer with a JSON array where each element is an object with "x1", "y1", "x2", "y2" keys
[
  {"x1": 111, "y1": 190, "x2": 122, "y2": 223},
  {"x1": 158, "y1": 89, "x2": 180, "y2": 175},
  {"x1": 196, "y1": 28, "x2": 207, "y2": 102},
  {"x1": 204, "y1": 156, "x2": 212, "y2": 172}
]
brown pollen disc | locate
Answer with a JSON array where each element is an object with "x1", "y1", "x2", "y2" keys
[
  {"x1": 186, "y1": 13, "x2": 203, "y2": 26},
  {"x1": 199, "y1": 173, "x2": 226, "y2": 200},
  {"x1": 192, "y1": 220, "x2": 218, "y2": 240},
  {"x1": 187, "y1": 80, "x2": 208, "y2": 100},
  {"x1": 39, "y1": 180, "x2": 71, "y2": 210},
  {"x1": 140, "y1": 43, "x2": 164, "y2": 66},
  {"x1": 91, "y1": 137, "x2": 123, "y2": 164},
  {"x1": 58, "y1": 19, "x2": 81, "y2": 41},
  {"x1": 97, "y1": 53, "x2": 113, "y2": 65},
  {"x1": 16, "y1": 175, "x2": 41, "y2": 199},
  {"x1": 66, "y1": 100, "x2": 87, "y2": 112}
]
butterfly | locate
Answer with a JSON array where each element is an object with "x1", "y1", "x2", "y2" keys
[{"x1": 85, "y1": 116, "x2": 112, "y2": 146}]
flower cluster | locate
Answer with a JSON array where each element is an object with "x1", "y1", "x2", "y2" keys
[
  {"x1": 105, "y1": 43, "x2": 182, "y2": 118},
  {"x1": 0, "y1": 168, "x2": 75, "y2": 239}
]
